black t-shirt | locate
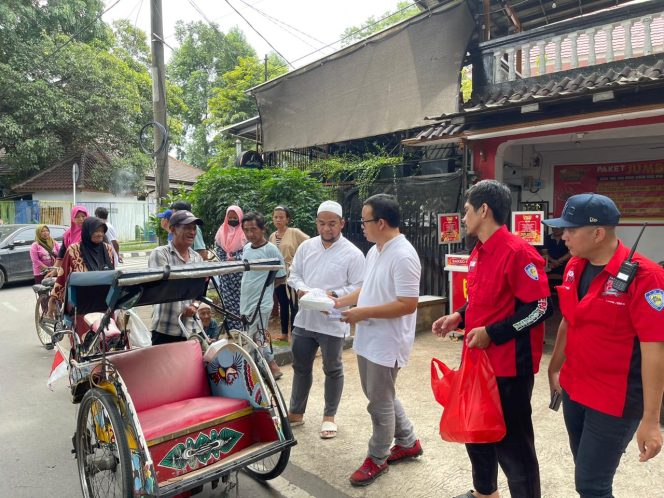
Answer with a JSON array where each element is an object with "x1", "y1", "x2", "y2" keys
[{"x1": 578, "y1": 263, "x2": 605, "y2": 300}]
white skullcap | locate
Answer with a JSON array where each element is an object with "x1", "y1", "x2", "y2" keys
[{"x1": 317, "y1": 200, "x2": 343, "y2": 217}]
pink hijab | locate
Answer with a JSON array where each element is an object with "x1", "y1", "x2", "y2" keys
[
  {"x1": 63, "y1": 205, "x2": 89, "y2": 247},
  {"x1": 214, "y1": 205, "x2": 246, "y2": 254}
]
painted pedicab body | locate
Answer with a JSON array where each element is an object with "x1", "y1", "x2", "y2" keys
[{"x1": 56, "y1": 260, "x2": 295, "y2": 497}]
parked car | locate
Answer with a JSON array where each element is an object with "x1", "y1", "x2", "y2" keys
[{"x1": 0, "y1": 224, "x2": 67, "y2": 288}]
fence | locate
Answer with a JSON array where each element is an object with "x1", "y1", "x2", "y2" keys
[
  {"x1": 0, "y1": 200, "x2": 157, "y2": 242},
  {"x1": 338, "y1": 171, "x2": 466, "y2": 298}
]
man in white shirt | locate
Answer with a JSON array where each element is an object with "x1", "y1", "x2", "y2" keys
[
  {"x1": 335, "y1": 194, "x2": 422, "y2": 487},
  {"x1": 287, "y1": 200, "x2": 365, "y2": 439}
]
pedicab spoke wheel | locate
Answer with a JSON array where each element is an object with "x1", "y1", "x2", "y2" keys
[
  {"x1": 34, "y1": 297, "x2": 53, "y2": 349},
  {"x1": 76, "y1": 388, "x2": 132, "y2": 498},
  {"x1": 244, "y1": 383, "x2": 291, "y2": 481}
]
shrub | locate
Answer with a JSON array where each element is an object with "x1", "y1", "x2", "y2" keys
[{"x1": 191, "y1": 167, "x2": 329, "y2": 243}]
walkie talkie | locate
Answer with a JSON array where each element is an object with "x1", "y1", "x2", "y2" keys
[{"x1": 612, "y1": 223, "x2": 647, "y2": 293}]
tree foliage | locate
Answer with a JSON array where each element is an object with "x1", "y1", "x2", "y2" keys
[
  {"x1": 191, "y1": 167, "x2": 329, "y2": 242},
  {"x1": 168, "y1": 22, "x2": 255, "y2": 169},
  {"x1": 207, "y1": 53, "x2": 287, "y2": 170},
  {"x1": 0, "y1": 0, "x2": 185, "y2": 193},
  {"x1": 340, "y1": 1, "x2": 419, "y2": 47}
]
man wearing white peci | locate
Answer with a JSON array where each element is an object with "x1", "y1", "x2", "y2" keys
[{"x1": 287, "y1": 200, "x2": 365, "y2": 439}]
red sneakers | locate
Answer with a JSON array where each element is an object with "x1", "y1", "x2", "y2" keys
[
  {"x1": 387, "y1": 439, "x2": 423, "y2": 464},
  {"x1": 349, "y1": 457, "x2": 389, "y2": 486}
]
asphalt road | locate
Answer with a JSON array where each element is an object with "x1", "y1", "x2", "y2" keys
[{"x1": 0, "y1": 272, "x2": 343, "y2": 498}]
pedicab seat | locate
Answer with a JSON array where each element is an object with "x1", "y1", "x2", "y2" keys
[
  {"x1": 83, "y1": 312, "x2": 122, "y2": 343},
  {"x1": 108, "y1": 340, "x2": 251, "y2": 443}
]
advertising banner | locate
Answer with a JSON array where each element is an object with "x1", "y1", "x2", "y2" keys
[
  {"x1": 438, "y1": 213, "x2": 462, "y2": 244},
  {"x1": 511, "y1": 211, "x2": 544, "y2": 245}
]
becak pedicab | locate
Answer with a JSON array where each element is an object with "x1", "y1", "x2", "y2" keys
[{"x1": 53, "y1": 259, "x2": 296, "y2": 497}]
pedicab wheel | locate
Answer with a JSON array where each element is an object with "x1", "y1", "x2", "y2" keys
[
  {"x1": 244, "y1": 383, "x2": 291, "y2": 481},
  {"x1": 76, "y1": 388, "x2": 133, "y2": 498},
  {"x1": 34, "y1": 297, "x2": 53, "y2": 349}
]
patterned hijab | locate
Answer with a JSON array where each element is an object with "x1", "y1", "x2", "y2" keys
[
  {"x1": 214, "y1": 205, "x2": 247, "y2": 254},
  {"x1": 34, "y1": 224, "x2": 55, "y2": 255},
  {"x1": 63, "y1": 205, "x2": 89, "y2": 247}
]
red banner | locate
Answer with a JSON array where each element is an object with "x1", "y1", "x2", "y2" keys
[
  {"x1": 438, "y1": 213, "x2": 461, "y2": 244},
  {"x1": 511, "y1": 211, "x2": 544, "y2": 245},
  {"x1": 554, "y1": 160, "x2": 664, "y2": 218}
]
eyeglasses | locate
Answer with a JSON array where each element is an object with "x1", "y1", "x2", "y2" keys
[{"x1": 360, "y1": 218, "x2": 379, "y2": 225}]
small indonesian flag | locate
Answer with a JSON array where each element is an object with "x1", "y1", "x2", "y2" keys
[{"x1": 47, "y1": 350, "x2": 67, "y2": 390}]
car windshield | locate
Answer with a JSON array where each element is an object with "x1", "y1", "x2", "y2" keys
[{"x1": 0, "y1": 226, "x2": 17, "y2": 243}]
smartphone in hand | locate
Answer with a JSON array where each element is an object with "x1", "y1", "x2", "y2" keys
[{"x1": 549, "y1": 391, "x2": 562, "y2": 411}]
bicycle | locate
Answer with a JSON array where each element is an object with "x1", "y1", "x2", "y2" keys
[{"x1": 32, "y1": 268, "x2": 62, "y2": 349}]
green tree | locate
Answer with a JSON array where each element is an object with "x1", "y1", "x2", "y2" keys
[
  {"x1": 207, "y1": 53, "x2": 287, "y2": 169},
  {"x1": 340, "y1": 1, "x2": 419, "y2": 47},
  {"x1": 168, "y1": 22, "x2": 255, "y2": 169},
  {"x1": 191, "y1": 167, "x2": 328, "y2": 242},
  {"x1": 0, "y1": 2, "x2": 186, "y2": 192}
]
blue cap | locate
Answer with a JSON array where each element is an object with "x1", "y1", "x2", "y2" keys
[
  {"x1": 543, "y1": 193, "x2": 620, "y2": 228},
  {"x1": 156, "y1": 209, "x2": 172, "y2": 219}
]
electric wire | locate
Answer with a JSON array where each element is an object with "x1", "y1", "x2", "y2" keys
[
  {"x1": 236, "y1": 0, "x2": 328, "y2": 51},
  {"x1": 220, "y1": 0, "x2": 294, "y2": 68}
]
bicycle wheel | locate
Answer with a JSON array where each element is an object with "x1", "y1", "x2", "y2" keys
[
  {"x1": 244, "y1": 383, "x2": 291, "y2": 481},
  {"x1": 34, "y1": 296, "x2": 53, "y2": 349},
  {"x1": 76, "y1": 388, "x2": 133, "y2": 498}
]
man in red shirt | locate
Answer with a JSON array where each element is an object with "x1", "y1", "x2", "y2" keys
[
  {"x1": 433, "y1": 180, "x2": 552, "y2": 498},
  {"x1": 545, "y1": 193, "x2": 664, "y2": 498}
]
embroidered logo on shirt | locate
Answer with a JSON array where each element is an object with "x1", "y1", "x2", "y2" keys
[
  {"x1": 524, "y1": 263, "x2": 539, "y2": 281},
  {"x1": 645, "y1": 289, "x2": 664, "y2": 311},
  {"x1": 469, "y1": 259, "x2": 477, "y2": 271},
  {"x1": 565, "y1": 269, "x2": 575, "y2": 283}
]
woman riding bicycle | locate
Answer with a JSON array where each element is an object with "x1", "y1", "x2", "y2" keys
[{"x1": 48, "y1": 217, "x2": 115, "y2": 335}]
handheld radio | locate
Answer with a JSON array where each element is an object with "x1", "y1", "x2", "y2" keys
[{"x1": 611, "y1": 223, "x2": 647, "y2": 293}]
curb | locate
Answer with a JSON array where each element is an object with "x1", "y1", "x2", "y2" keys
[
  {"x1": 273, "y1": 335, "x2": 354, "y2": 367},
  {"x1": 120, "y1": 250, "x2": 153, "y2": 258}
]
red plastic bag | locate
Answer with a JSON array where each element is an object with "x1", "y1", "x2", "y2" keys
[{"x1": 431, "y1": 348, "x2": 506, "y2": 443}]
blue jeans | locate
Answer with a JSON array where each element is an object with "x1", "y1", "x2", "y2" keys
[{"x1": 562, "y1": 391, "x2": 639, "y2": 498}]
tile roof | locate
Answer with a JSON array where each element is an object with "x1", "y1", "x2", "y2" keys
[
  {"x1": 12, "y1": 149, "x2": 113, "y2": 192},
  {"x1": 12, "y1": 151, "x2": 203, "y2": 193},
  {"x1": 145, "y1": 156, "x2": 204, "y2": 184},
  {"x1": 408, "y1": 58, "x2": 664, "y2": 144}
]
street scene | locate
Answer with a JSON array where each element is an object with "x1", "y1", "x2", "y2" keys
[
  {"x1": 1, "y1": 259, "x2": 662, "y2": 497},
  {"x1": 2, "y1": 1, "x2": 664, "y2": 497}
]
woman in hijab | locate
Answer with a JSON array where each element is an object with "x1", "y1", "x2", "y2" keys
[
  {"x1": 54, "y1": 205, "x2": 89, "y2": 265},
  {"x1": 214, "y1": 205, "x2": 247, "y2": 331},
  {"x1": 30, "y1": 225, "x2": 60, "y2": 284},
  {"x1": 48, "y1": 217, "x2": 114, "y2": 320}
]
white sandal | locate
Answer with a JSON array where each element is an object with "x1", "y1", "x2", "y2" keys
[{"x1": 320, "y1": 421, "x2": 337, "y2": 439}]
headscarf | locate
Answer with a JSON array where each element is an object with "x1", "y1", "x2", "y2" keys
[
  {"x1": 80, "y1": 217, "x2": 113, "y2": 271},
  {"x1": 214, "y1": 205, "x2": 246, "y2": 254},
  {"x1": 34, "y1": 224, "x2": 56, "y2": 256},
  {"x1": 63, "y1": 205, "x2": 89, "y2": 247}
]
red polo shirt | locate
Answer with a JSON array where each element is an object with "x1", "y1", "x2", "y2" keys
[
  {"x1": 557, "y1": 241, "x2": 664, "y2": 418},
  {"x1": 465, "y1": 226, "x2": 550, "y2": 377}
]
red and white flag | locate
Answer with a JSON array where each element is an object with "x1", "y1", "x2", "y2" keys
[{"x1": 47, "y1": 350, "x2": 67, "y2": 390}]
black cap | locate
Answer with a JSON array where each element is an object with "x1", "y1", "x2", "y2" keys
[
  {"x1": 543, "y1": 193, "x2": 620, "y2": 228},
  {"x1": 169, "y1": 210, "x2": 203, "y2": 228}
]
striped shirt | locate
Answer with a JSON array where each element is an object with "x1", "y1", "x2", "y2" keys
[{"x1": 148, "y1": 242, "x2": 203, "y2": 336}]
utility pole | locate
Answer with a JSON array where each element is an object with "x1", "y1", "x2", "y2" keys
[{"x1": 151, "y1": 0, "x2": 169, "y2": 204}]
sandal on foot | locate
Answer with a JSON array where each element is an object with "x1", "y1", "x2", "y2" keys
[
  {"x1": 452, "y1": 491, "x2": 476, "y2": 498},
  {"x1": 288, "y1": 417, "x2": 304, "y2": 427},
  {"x1": 320, "y1": 421, "x2": 337, "y2": 439}
]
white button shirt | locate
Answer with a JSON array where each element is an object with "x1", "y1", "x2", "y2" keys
[
  {"x1": 288, "y1": 235, "x2": 365, "y2": 337},
  {"x1": 353, "y1": 234, "x2": 421, "y2": 368}
]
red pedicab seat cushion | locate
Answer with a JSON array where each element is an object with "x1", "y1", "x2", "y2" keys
[{"x1": 108, "y1": 341, "x2": 250, "y2": 442}]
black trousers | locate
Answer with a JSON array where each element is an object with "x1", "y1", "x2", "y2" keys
[
  {"x1": 274, "y1": 284, "x2": 298, "y2": 335},
  {"x1": 151, "y1": 330, "x2": 186, "y2": 346},
  {"x1": 465, "y1": 374, "x2": 540, "y2": 498}
]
